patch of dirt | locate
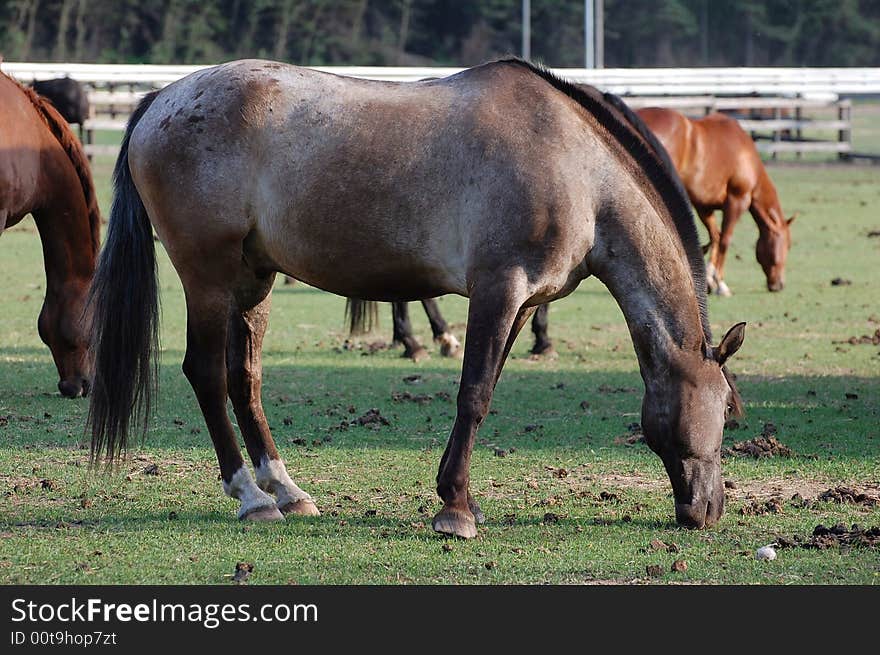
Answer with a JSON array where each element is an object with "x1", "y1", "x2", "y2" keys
[
  {"x1": 597, "y1": 384, "x2": 637, "y2": 394},
  {"x1": 776, "y1": 524, "x2": 880, "y2": 551},
  {"x1": 547, "y1": 466, "x2": 569, "y2": 479},
  {"x1": 725, "y1": 478, "x2": 837, "y2": 503},
  {"x1": 613, "y1": 422, "x2": 645, "y2": 446},
  {"x1": 232, "y1": 562, "x2": 253, "y2": 584},
  {"x1": 727, "y1": 479, "x2": 880, "y2": 511},
  {"x1": 723, "y1": 431, "x2": 792, "y2": 459},
  {"x1": 645, "y1": 564, "x2": 664, "y2": 577},
  {"x1": 649, "y1": 539, "x2": 679, "y2": 553},
  {"x1": 593, "y1": 472, "x2": 666, "y2": 493},
  {"x1": 830, "y1": 277, "x2": 852, "y2": 286},
  {"x1": 391, "y1": 391, "x2": 434, "y2": 405},
  {"x1": 833, "y1": 329, "x2": 880, "y2": 346},
  {"x1": 355, "y1": 408, "x2": 390, "y2": 428},
  {"x1": 337, "y1": 339, "x2": 390, "y2": 355},
  {"x1": 818, "y1": 486, "x2": 878, "y2": 506},
  {"x1": 740, "y1": 497, "x2": 785, "y2": 516},
  {"x1": 542, "y1": 512, "x2": 560, "y2": 524}
]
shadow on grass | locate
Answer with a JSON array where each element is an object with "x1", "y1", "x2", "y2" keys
[
  {"x1": 484, "y1": 515, "x2": 673, "y2": 530},
  {"x1": 1, "y1": 355, "x2": 877, "y2": 461},
  {"x1": 2, "y1": 505, "x2": 680, "y2": 537}
]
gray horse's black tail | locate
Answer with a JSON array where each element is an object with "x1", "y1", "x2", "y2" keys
[
  {"x1": 345, "y1": 299, "x2": 379, "y2": 336},
  {"x1": 87, "y1": 91, "x2": 160, "y2": 463}
]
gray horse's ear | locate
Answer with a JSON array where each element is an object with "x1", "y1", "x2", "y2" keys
[{"x1": 713, "y1": 322, "x2": 746, "y2": 365}]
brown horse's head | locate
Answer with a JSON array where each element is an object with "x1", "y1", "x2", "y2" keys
[
  {"x1": 756, "y1": 213, "x2": 796, "y2": 292},
  {"x1": 640, "y1": 323, "x2": 746, "y2": 528},
  {"x1": 38, "y1": 290, "x2": 92, "y2": 398}
]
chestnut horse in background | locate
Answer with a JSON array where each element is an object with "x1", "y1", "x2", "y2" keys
[
  {"x1": 0, "y1": 72, "x2": 100, "y2": 396},
  {"x1": 637, "y1": 107, "x2": 795, "y2": 296}
]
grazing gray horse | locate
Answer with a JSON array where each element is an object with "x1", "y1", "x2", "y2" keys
[{"x1": 88, "y1": 58, "x2": 745, "y2": 539}]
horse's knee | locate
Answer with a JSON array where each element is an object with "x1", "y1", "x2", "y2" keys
[
  {"x1": 456, "y1": 390, "x2": 490, "y2": 428},
  {"x1": 182, "y1": 353, "x2": 218, "y2": 392}
]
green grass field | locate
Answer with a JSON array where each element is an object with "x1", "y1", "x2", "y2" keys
[{"x1": 0, "y1": 152, "x2": 878, "y2": 584}]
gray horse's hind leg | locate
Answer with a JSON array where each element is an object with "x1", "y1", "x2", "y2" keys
[
  {"x1": 181, "y1": 283, "x2": 281, "y2": 521},
  {"x1": 433, "y1": 274, "x2": 534, "y2": 538},
  {"x1": 227, "y1": 269, "x2": 319, "y2": 517}
]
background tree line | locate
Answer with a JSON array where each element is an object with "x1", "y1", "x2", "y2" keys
[{"x1": 2, "y1": 0, "x2": 879, "y2": 67}]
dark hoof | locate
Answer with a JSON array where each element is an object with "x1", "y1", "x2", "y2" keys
[
  {"x1": 432, "y1": 507, "x2": 477, "y2": 539},
  {"x1": 279, "y1": 499, "x2": 320, "y2": 517},
  {"x1": 241, "y1": 505, "x2": 285, "y2": 522},
  {"x1": 468, "y1": 497, "x2": 486, "y2": 525},
  {"x1": 404, "y1": 347, "x2": 430, "y2": 363},
  {"x1": 529, "y1": 346, "x2": 558, "y2": 360}
]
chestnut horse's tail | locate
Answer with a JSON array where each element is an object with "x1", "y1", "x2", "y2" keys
[
  {"x1": 87, "y1": 91, "x2": 160, "y2": 463},
  {"x1": 345, "y1": 299, "x2": 379, "y2": 336}
]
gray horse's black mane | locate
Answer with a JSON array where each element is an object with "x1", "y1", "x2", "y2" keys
[{"x1": 501, "y1": 58, "x2": 712, "y2": 344}]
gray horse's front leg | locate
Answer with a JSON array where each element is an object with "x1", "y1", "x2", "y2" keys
[{"x1": 432, "y1": 275, "x2": 534, "y2": 539}]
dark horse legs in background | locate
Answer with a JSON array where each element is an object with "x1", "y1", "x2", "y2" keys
[
  {"x1": 346, "y1": 298, "x2": 462, "y2": 361},
  {"x1": 388, "y1": 299, "x2": 555, "y2": 360},
  {"x1": 530, "y1": 303, "x2": 554, "y2": 357},
  {"x1": 391, "y1": 299, "x2": 461, "y2": 361}
]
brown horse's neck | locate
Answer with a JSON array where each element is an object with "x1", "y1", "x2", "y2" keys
[
  {"x1": 589, "y1": 200, "x2": 708, "y2": 385},
  {"x1": 750, "y1": 167, "x2": 785, "y2": 232},
  {"x1": 13, "y1": 75, "x2": 101, "y2": 255}
]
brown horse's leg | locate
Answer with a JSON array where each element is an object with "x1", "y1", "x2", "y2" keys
[
  {"x1": 227, "y1": 271, "x2": 319, "y2": 517},
  {"x1": 391, "y1": 302, "x2": 429, "y2": 362},
  {"x1": 698, "y1": 208, "x2": 721, "y2": 293},
  {"x1": 715, "y1": 196, "x2": 749, "y2": 297},
  {"x1": 32, "y1": 208, "x2": 95, "y2": 397},
  {"x1": 433, "y1": 277, "x2": 534, "y2": 538},
  {"x1": 422, "y1": 299, "x2": 462, "y2": 358},
  {"x1": 182, "y1": 287, "x2": 282, "y2": 522}
]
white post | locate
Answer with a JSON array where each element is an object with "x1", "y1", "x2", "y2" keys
[
  {"x1": 585, "y1": 0, "x2": 595, "y2": 69},
  {"x1": 522, "y1": 0, "x2": 531, "y2": 61}
]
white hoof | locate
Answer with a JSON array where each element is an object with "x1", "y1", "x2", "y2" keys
[{"x1": 436, "y1": 332, "x2": 462, "y2": 358}]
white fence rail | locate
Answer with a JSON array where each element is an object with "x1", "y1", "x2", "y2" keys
[
  {"x1": 7, "y1": 62, "x2": 880, "y2": 96},
  {"x1": 7, "y1": 62, "x2": 876, "y2": 159}
]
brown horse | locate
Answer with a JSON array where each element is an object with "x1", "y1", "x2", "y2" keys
[
  {"x1": 636, "y1": 107, "x2": 795, "y2": 296},
  {"x1": 88, "y1": 59, "x2": 746, "y2": 537},
  {"x1": 0, "y1": 72, "x2": 100, "y2": 397}
]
